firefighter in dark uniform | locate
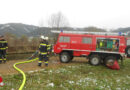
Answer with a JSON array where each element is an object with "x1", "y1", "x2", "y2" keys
[
  {"x1": 0, "y1": 35, "x2": 8, "y2": 64},
  {"x1": 38, "y1": 36, "x2": 50, "y2": 67}
]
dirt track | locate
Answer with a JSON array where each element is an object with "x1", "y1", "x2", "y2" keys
[{"x1": 0, "y1": 56, "x2": 87, "y2": 75}]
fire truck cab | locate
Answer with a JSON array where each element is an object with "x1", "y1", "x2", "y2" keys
[{"x1": 53, "y1": 31, "x2": 127, "y2": 66}]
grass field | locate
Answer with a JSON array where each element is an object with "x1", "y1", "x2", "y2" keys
[{"x1": 1, "y1": 58, "x2": 130, "y2": 90}]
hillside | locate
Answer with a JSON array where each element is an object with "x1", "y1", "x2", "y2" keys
[{"x1": 0, "y1": 23, "x2": 38, "y2": 36}]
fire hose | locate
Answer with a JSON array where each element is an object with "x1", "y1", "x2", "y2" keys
[{"x1": 13, "y1": 51, "x2": 39, "y2": 90}]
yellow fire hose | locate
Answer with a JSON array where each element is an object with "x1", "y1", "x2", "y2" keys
[{"x1": 13, "y1": 58, "x2": 38, "y2": 90}]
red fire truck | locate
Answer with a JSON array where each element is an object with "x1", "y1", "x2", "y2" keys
[{"x1": 53, "y1": 31, "x2": 127, "y2": 66}]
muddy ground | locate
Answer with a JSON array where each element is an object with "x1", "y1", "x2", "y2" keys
[{"x1": 0, "y1": 56, "x2": 88, "y2": 75}]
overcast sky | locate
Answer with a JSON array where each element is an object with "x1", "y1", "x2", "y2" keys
[{"x1": 0, "y1": 0, "x2": 130, "y2": 29}]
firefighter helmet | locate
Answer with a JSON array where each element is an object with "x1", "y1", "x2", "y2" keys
[
  {"x1": 40, "y1": 35, "x2": 45, "y2": 39},
  {"x1": 45, "y1": 37, "x2": 49, "y2": 40}
]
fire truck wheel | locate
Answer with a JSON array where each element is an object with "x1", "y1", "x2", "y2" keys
[
  {"x1": 104, "y1": 56, "x2": 116, "y2": 66},
  {"x1": 60, "y1": 52, "x2": 71, "y2": 63},
  {"x1": 126, "y1": 46, "x2": 130, "y2": 57},
  {"x1": 89, "y1": 55, "x2": 101, "y2": 66}
]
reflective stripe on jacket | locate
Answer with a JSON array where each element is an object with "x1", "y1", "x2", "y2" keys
[
  {"x1": 0, "y1": 48, "x2": 7, "y2": 50},
  {"x1": 47, "y1": 45, "x2": 51, "y2": 51},
  {"x1": 0, "y1": 39, "x2": 8, "y2": 50},
  {"x1": 0, "y1": 41, "x2": 7, "y2": 43},
  {"x1": 40, "y1": 52, "x2": 47, "y2": 55},
  {"x1": 39, "y1": 41, "x2": 48, "y2": 54}
]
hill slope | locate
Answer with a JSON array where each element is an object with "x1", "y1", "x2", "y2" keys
[{"x1": 0, "y1": 23, "x2": 38, "y2": 36}]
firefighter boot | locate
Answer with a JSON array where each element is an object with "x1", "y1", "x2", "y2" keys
[
  {"x1": 3, "y1": 58, "x2": 6, "y2": 63},
  {"x1": 3, "y1": 60, "x2": 6, "y2": 63},
  {"x1": 38, "y1": 61, "x2": 42, "y2": 67},
  {"x1": 45, "y1": 61, "x2": 48, "y2": 67},
  {"x1": 45, "y1": 63, "x2": 48, "y2": 67},
  {"x1": 38, "y1": 63, "x2": 42, "y2": 67}
]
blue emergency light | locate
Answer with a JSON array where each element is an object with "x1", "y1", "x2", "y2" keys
[
  {"x1": 60, "y1": 29, "x2": 63, "y2": 33},
  {"x1": 118, "y1": 32, "x2": 122, "y2": 36}
]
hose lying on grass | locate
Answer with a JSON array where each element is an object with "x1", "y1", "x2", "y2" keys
[{"x1": 13, "y1": 58, "x2": 38, "y2": 90}]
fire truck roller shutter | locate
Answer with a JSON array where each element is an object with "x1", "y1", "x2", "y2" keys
[{"x1": 125, "y1": 45, "x2": 130, "y2": 57}]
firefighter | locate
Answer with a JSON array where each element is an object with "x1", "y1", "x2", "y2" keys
[
  {"x1": 38, "y1": 36, "x2": 50, "y2": 67},
  {"x1": 0, "y1": 35, "x2": 8, "y2": 64}
]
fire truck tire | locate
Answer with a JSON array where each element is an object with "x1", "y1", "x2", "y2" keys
[
  {"x1": 89, "y1": 55, "x2": 101, "y2": 66},
  {"x1": 125, "y1": 46, "x2": 130, "y2": 57},
  {"x1": 60, "y1": 52, "x2": 71, "y2": 63},
  {"x1": 104, "y1": 56, "x2": 116, "y2": 66}
]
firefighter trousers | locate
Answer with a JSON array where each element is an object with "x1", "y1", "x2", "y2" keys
[
  {"x1": 0, "y1": 50, "x2": 6, "y2": 63},
  {"x1": 38, "y1": 54, "x2": 48, "y2": 66}
]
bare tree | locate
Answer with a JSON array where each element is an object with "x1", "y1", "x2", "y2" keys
[
  {"x1": 48, "y1": 12, "x2": 69, "y2": 29},
  {"x1": 48, "y1": 12, "x2": 69, "y2": 44}
]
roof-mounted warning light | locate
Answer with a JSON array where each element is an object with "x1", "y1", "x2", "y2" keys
[
  {"x1": 60, "y1": 29, "x2": 63, "y2": 33},
  {"x1": 119, "y1": 32, "x2": 121, "y2": 36}
]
